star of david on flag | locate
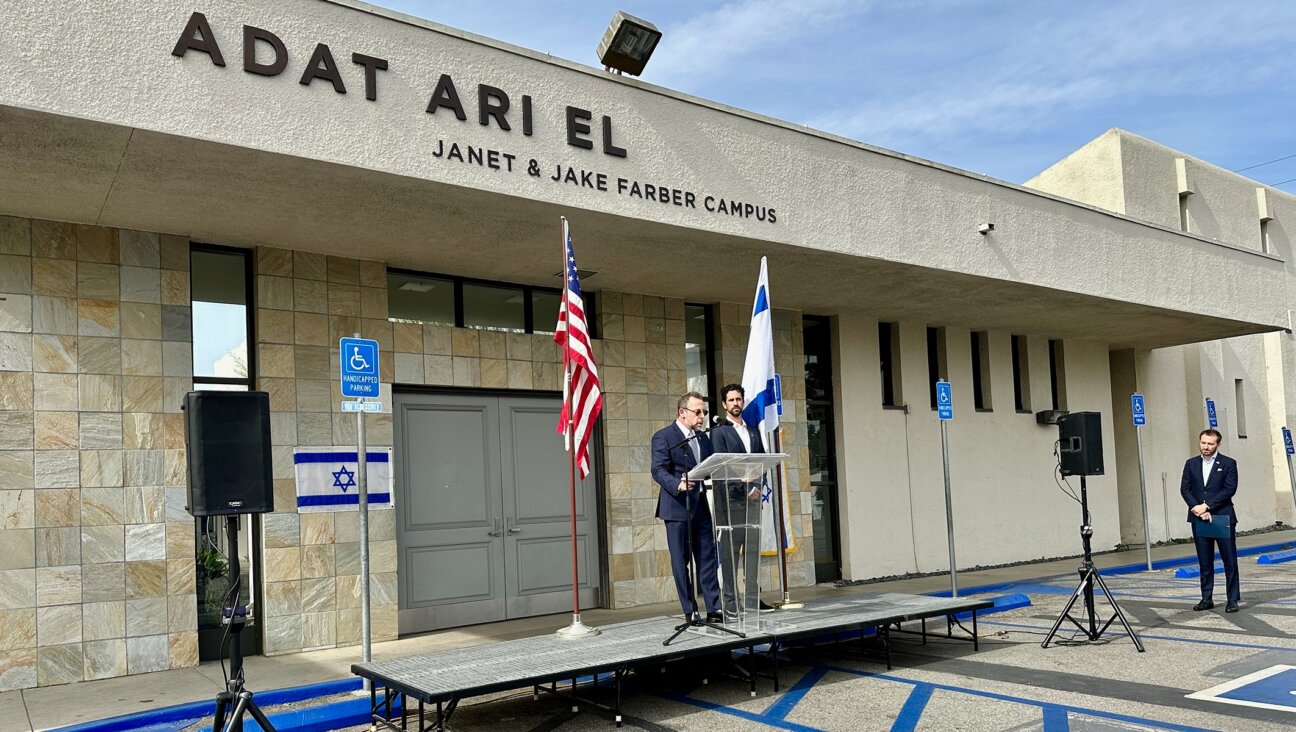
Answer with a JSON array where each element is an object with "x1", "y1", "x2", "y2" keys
[{"x1": 294, "y1": 447, "x2": 394, "y2": 513}]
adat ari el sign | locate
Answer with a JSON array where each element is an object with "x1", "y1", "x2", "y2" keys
[{"x1": 170, "y1": 12, "x2": 780, "y2": 224}]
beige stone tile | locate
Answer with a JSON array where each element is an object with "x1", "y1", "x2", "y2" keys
[
  {"x1": 358, "y1": 259, "x2": 385, "y2": 288},
  {"x1": 0, "y1": 411, "x2": 32, "y2": 451},
  {"x1": 327, "y1": 284, "x2": 361, "y2": 317},
  {"x1": 81, "y1": 524, "x2": 124, "y2": 564},
  {"x1": 166, "y1": 558, "x2": 194, "y2": 596},
  {"x1": 125, "y1": 560, "x2": 166, "y2": 599},
  {"x1": 120, "y1": 266, "x2": 160, "y2": 304},
  {"x1": 76, "y1": 261, "x2": 118, "y2": 300},
  {"x1": 0, "y1": 568, "x2": 34, "y2": 609},
  {"x1": 31, "y1": 258, "x2": 75, "y2": 299},
  {"x1": 423, "y1": 355, "x2": 452, "y2": 384},
  {"x1": 263, "y1": 547, "x2": 301, "y2": 583},
  {"x1": 36, "y1": 526, "x2": 80, "y2": 567},
  {"x1": 124, "y1": 524, "x2": 165, "y2": 562},
  {"x1": 0, "y1": 372, "x2": 32, "y2": 412},
  {"x1": 292, "y1": 345, "x2": 328, "y2": 380},
  {"x1": 119, "y1": 302, "x2": 161, "y2": 340},
  {"x1": 0, "y1": 452, "x2": 33, "y2": 492},
  {"x1": 166, "y1": 595, "x2": 195, "y2": 634},
  {"x1": 264, "y1": 614, "x2": 302, "y2": 654},
  {"x1": 0, "y1": 491, "x2": 33, "y2": 532},
  {"x1": 301, "y1": 611, "x2": 335, "y2": 650},
  {"x1": 258, "y1": 343, "x2": 294, "y2": 378},
  {"x1": 422, "y1": 324, "x2": 451, "y2": 355},
  {"x1": 80, "y1": 450, "x2": 123, "y2": 488},
  {"x1": 32, "y1": 374, "x2": 74, "y2": 412},
  {"x1": 294, "y1": 312, "x2": 328, "y2": 346},
  {"x1": 78, "y1": 374, "x2": 121, "y2": 412},
  {"x1": 32, "y1": 412, "x2": 74, "y2": 451},
  {"x1": 0, "y1": 647, "x2": 37, "y2": 691},
  {"x1": 34, "y1": 488, "x2": 78, "y2": 528},
  {"x1": 326, "y1": 256, "x2": 359, "y2": 284},
  {"x1": 162, "y1": 378, "x2": 190, "y2": 414},
  {"x1": 124, "y1": 486, "x2": 164, "y2": 524},
  {"x1": 159, "y1": 235, "x2": 189, "y2": 271},
  {"x1": 360, "y1": 286, "x2": 387, "y2": 319},
  {"x1": 78, "y1": 300, "x2": 120, "y2": 337},
  {"x1": 328, "y1": 314, "x2": 360, "y2": 344},
  {"x1": 451, "y1": 328, "x2": 479, "y2": 357},
  {"x1": 265, "y1": 580, "x2": 302, "y2": 617},
  {"x1": 480, "y1": 358, "x2": 508, "y2": 388},
  {"x1": 0, "y1": 609, "x2": 36, "y2": 650},
  {"x1": 300, "y1": 512, "x2": 335, "y2": 545},
  {"x1": 83, "y1": 601, "x2": 125, "y2": 642},
  {"x1": 125, "y1": 597, "x2": 167, "y2": 637},
  {"x1": 37, "y1": 604, "x2": 81, "y2": 646},
  {"x1": 76, "y1": 336, "x2": 119, "y2": 375},
  {"x1": 452, "y1": 357, "x2": 479, "y2": 386},
  {"x1": 301, "y1": 576, "x2": 335, "y2": 613},
  {"x1": 122, "y1": 413, "x2": 160, "y2": 450},
  {"x1": 118, "y1": 230, "x2": 159, "y2": 268},
  {"x1": 257, "y1": 276, "x2": 293, "y2": 310},
  {"x1": 160, "y1": 269, "x2": 189, "y2": 306},
  {"x1": 75, "y1": 226, "x2": 117, "y2": 264},
  {"x1": 79, "y1": 488, "x2": 124, "y2": 527},
  {"x1": 295, "y1": 379, "x2": 331, "y2": 413},
  {"x1": 31, "y1": 296, "x2": 75, "y2": 337},
  {"x1": 392, "y1": 322, "x2": 420, "y2": 353},
  {"x1": 31, "y1": 221, "x2": 75, "y2": 259},
  {"x1": 169, "y1": 631, "x2": 198, "y2": 669},
  {"x1": 160, "y1": 341, "x2": 191, "y2": 377},
  {"x1": 0, "y1": 332, "x2": 31, "y2": 372},
  {"x1": 263, "y1": 512, "x2": 299, "y2": 548},
  {"x1": 163, "y1": 521, "x2": 193, "y2": 560},
  {"x1": 292, "y1": 278, "x2": 327, "y2": 314},
  {"x1": 162, "y1": 413, "x2": 185, "y2": 449},
  {"x1": 255, "y1": 247, "x2": 291, "y2": 277},
  {"x1": 301, "y1": 544, "x2": 335, "y2": 579},
  {"x1": 479, "y1": 331, "x2": 506, "y2": 360},
  {"x1": 82, "y1": 562, "x2": 125, "y2": 603},
  {"x1": 120, "y1": 339, "x2": 161, "y2": 376},
  {"x1": 0, "y1": 293, "x2": 32, "y2": 334},
  {"x1": 83, "y1": 638, "x2": 127, "y2": 680},
  {"x1": 36, "y1": 643, "x2": 83, "y2": 685},
  {"x1": 120, "y1": 376, "x2": 163, "y2": 414},
  {"x1": 126, "y1": 634, "x2": 168, "y2": 674},
  {"x1": 0, "y1": 256, "x2": 32, "y2": 295},
  {"x1": 77, "y1": 412, "x2": 121, "y2": 450},
  {"x1": 292, "y1": 250, "x2": 326, "y2": 281},
  {"x1": 0, "y1": 529, "x2": 34, "y2": 570},
  {"x1": 35, "y1": 565, "x2": 80, "y2": 606},
  {"x1": 31, "y1": 334, "x2": 75, "y2": 373},
  {"x1": 394, "y1": 352, "x2": 423, "y2": 384}
]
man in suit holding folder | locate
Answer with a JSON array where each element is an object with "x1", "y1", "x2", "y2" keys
[
  {"x1": 1180, "y1": 429, "x2": 1240, "y2": 613},
  {"x1": 651, "y1": 391, "x2": 722, "y2": 622}
]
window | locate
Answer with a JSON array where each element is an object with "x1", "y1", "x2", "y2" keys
[
  {"x1": 927, "y1": 327, "x2": 947, "y2": 409},
  {"x1": 387, "y1": 269, "x2": 582, "y2": 335},
  {"x1": 684, "y1": 304, "x2": 714, "y2": 401},
  {"x1": 1235, "y1": 378, "x2": 1247, "y2": 438},
  {"x1": 1261, "y1": 219, "x2": 1272, "y2": 255},
  {"x1": 191, "y1": 246, "x2": 252, "y2": 390},
  {"x1": 971, "y1": 331, "x2": 991, "y2": 411},
  {"x1": 1179, "y1": 193, "x2": 1191, "y2": 232},
  {"x1": 803, "y1": 316, "x2": 840, "y2": 583},
  {"x1": 1049, "y1": 339, "x2": 1066, "y2": 411},
  {"x1": 1011, "y1": 335, "x2": 1031, "y2": 412},
  {"x1": 879, "y1": 322, "x2": 901, "y2": 407}
]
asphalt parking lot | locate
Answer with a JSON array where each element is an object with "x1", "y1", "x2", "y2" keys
[{"x1": 426, "y1": 561, "x2": 1296, "y2": 731}]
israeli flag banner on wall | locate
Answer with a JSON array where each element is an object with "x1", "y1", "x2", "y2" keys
[{"x1": 293, "y1": 446, "x2": 394, "y2": 513}]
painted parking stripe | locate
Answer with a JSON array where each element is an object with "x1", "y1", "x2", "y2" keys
[
  {"x1": 762, "y1": 666, "x2": 830, "y2": 721},
  {"x1": 1187, "y1": 665, "x2": 1296, "y2": 713},
  {"x1": 889, "y1": 684, "x2": 933, "y2": 732}
]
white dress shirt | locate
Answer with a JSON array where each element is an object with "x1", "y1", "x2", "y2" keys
[{"x1": 1201, "y1": 455, "x2": 1215, "y2": 487}]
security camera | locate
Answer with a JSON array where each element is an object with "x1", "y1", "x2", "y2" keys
[{"x1": 978, "y1": 223, "x2": 995, "y2": 235}]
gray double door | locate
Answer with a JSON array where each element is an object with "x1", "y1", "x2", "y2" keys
[{"x1": 394, "y1": 391, "x2": 600, "y2": 633}]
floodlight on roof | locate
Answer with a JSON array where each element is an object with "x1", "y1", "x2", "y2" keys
[{"x1": 597, "y1": 11, "x2": 661, "y2": 76}]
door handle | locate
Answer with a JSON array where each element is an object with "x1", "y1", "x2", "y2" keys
[
  {"x1": 506, "y1": 520, "x2": 522, "y2": 535},
  {"x1": 487, "y1": 516, "x2": 502, "y2": 537}
]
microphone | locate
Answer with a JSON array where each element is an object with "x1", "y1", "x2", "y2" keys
[{"x1": 711, "y1": 415, "x2": 725, "y2": 427}]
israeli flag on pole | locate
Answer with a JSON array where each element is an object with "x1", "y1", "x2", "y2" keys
[
  {"x1": 740, "y1": 257, "x2": 794, "y2": 555},
  {"x1": 293, "y1": 446, "x2": 394, "y2": 513}
]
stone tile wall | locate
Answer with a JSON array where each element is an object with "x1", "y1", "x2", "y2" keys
[{"x1": 0, "y1": 216, "x2": 195, "y2": 691}]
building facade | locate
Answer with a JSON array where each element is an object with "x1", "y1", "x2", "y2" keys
[{"x1": 0, "y1": 0, "x2": 1290, "y2": 689}]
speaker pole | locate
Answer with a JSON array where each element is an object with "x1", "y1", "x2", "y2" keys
[{"x1": 355, "y1": 337, "x2": 373, "y2": 675}]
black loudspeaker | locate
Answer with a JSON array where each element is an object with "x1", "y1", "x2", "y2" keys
[
  {"x1": 183, "y1": 391, "x2": 274, "y2": 516},
  {"x1": 1058, "y1": 411, "x2": 1104, "y2": 477}
]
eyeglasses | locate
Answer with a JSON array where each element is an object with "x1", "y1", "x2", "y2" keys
[{"x1": 683, "y1": 407, "x2": 709, "y2": 416}]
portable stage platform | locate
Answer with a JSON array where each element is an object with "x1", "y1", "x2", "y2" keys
[{"x1": 352, "y1": 592, "x2": 990, "y2": 730}]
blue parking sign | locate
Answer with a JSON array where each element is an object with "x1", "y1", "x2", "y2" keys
[
  {"x1": 1283, "y1": 427, "x2": 1294, "y2": 456},
  {"x1": 340, "y1": 337, "x2": 380, "y2": 398},
  {"x1": 936, "y1": 381, "x2": 953, "y2": 421},
  {"x1": 1206, "y1": 398, "x2": 1218, "y2": 428},
  {"x1": 1131, "y1": 393, "x2": 1146, "y2": 426}
]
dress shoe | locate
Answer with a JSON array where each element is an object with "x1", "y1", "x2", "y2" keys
[
  {"x1": 1192, "y1": 600, "x2": 1214, "y2": 611},
  {"x1": 1225, "y1": 602, "x2": 1239, "y2": 613},
  {"x1": 705, "y1": 611, "x2": 725, "y2": 623},
  {"x1": 758, "y1": 600, "x2": 777, "y2": 613}
]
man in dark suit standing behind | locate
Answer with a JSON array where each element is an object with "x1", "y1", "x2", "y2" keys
[
  {"x1": 1180, "y1": 428, "x2": 1241, "y2": 613},
  {"x1": 710, "y1": 383, "x2": 776, "y2": 614},
  {"x1": 651, "y1": 391, "x2": 722, "y2": 622}
]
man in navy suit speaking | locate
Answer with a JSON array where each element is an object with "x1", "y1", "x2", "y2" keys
[
  {"x1": 710, "y1": 383, "x2": 776, "y2": 615},
  {"x1": 651, "y1": 391, "x2": 722, "y2": 622},
  {"x1": 1180, "y1": 428, "x2": 1241, "y2": 613}
]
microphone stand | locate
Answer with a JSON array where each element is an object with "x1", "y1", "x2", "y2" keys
[{"x1": 664, "y1": 425, "x2": 746, "y2": 645}]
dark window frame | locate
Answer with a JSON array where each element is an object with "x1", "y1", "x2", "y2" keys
[
  {"x1": 927, "y1": 326, "x2": 947, "y2": 410},
  {"x1": 878, "y1": 321, "x2": 901, "y2": 408},
  {"x1": 1048, "y1": 339, "x2": 1066, "y2": 411},
  {"x1": 803, "y1": 315, "x2": 841, "y2": 583},
  {"x1": 388, "y1": 266, "x2": 595, "y2": 337},
  {"x1": 1011, "y1": 334, "x2": 1031, "y2": 413},
  {"x1": 190, "y1": 243, "x2": 256, "y2": 390}
]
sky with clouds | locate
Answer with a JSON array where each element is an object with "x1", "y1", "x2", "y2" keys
[{"x1": 370, "y1": 0, "x2": 1296, "y2": 187}]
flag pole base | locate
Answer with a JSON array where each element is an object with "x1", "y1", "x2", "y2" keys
[
  {"x1": 555, "y1": 613, "x2": 601, "y2": 638},
  {"x1": 778, "y1": 593, "x2": 804, "y2": 610}
]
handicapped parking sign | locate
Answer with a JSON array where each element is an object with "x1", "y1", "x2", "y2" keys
[
  {"x1": 936, "y1": 380, "x2": 953, "y2": 421},
  {"x1": 1131, "y1": 393, "x2": 1146, "y2": 426},
  {"x1": 339, "y1": 337, "x2": 380, "y2": 398},
  {"x1": 1206, "y1": 398, "x2": 1218, "y2": 428},
  {"x1": 1283, "y1": 427, "x2": 1294, "y2": 456}
]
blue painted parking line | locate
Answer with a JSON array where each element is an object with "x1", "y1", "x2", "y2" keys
[
  {"x1": 889, "y1": 684, "x2": 933, "y2": 732},
  {"x1": 661, "y1": 692, "x2": 827, "y2": 731},
  {"x1": 1188, "y1": 665, "x2": 1296, "y2": 713},
  {"x1": 953, "y1": 593, "x2": 1031, "y2": 620},
  {"x1": 763, "y1": 666, "x2": 830, "y2": 721},
  {"x1": 1176, "y1": 562, "x2": 1224, "y2": 579}
]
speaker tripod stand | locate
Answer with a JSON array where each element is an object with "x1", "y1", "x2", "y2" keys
[
  {"x1": 211, "y1": 515, "x2": 277, "y2": 732},
  {"x1": 1042, "y1": 476, "x2": 1145, "y2": 652}
]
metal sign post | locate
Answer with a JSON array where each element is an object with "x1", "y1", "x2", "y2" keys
[
  {"x1": 340, "y1": 335, "x2": 380, "y2": 673},
  {"x1": 1131, "y1": 393, "x2": 1152, "y2": 571},
  {"x1": 936, "y1": 380, "x2": 957, "y2": 597},
  {"x1": 1283, "y1": 427, "x2": 1296, "y2": 521}
]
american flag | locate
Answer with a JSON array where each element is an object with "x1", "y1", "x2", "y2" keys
[{"x1": 554, "y1": 218, "x2": 602, "y2": 479}]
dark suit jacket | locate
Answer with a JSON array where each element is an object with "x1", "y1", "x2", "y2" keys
[
  {"x1": 711, "y1": 421, "x2": 764, "y2": 501},
  {"x1": 651, "y1": 422, "x2": 713, "y2": 521},
  {"x1": 1180, "y1": 453, "x2": 1238, "y2": 524}
]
